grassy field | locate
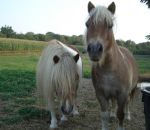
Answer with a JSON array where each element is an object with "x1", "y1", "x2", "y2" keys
[
  {"x1": 0, "y1": 38, "x2": 150, "y2": 128},
  {"x1": 0, "y1": 55, "x2": 41, "y2": 126}
]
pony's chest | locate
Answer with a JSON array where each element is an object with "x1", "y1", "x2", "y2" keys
[
  {"x1": 92, "y1": 72, "x2": 119, "y2": 86},
  {"x1": 91, "y1": 68, "x2": 122, "y2": 96}
]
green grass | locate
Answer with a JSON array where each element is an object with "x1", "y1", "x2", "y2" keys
[
  {"x1": 0, "y1": 55, "x2": 39, "y2": 71},
  {"x1": 135, "y1": 55, "x2": 150, "y2": 74},
  {"x1": 0, "y1": 55, "x2": 49, "y2": 125},
  {"x1": 82, "y1": 54, "x2": 91, "y2": 78}
]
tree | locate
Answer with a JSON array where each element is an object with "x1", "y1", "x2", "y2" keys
[
  {"x1": 25, "y1": 32, "x2": 35, "y2": 40},
  {"x1": 0, "y1": 25, "x2": 16, "y2": 38},
  {"x1": 140, "y1": 0, "x2": 150, "y2": 8},
  {"x1": 145, "y1": 34, "x2": 150, "y2": 40},
  {"x1": 125, "y1": 40, "x2": 136, "y2": 53},
  {"x1": 45, "y1": 32, "x2": 55, "y2": 41},
  {"x1": 116, "y1": 39, "x2": 125, "y2": 46},
  {"x1": 35, "y1": 34, "x2": 45, "y2": 41},
  {"x1": 16, "y1": 33, "x2": 25, "y2": 39},
  {"x1": 0, "y1": 32, "x2": 6, "y2": 38}
]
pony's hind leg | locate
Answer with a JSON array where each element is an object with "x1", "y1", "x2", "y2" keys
[{"x1": 48, "y1": 98, "x2": 58, "y2": 129}]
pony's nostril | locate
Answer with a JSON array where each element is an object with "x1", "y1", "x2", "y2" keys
[
  {"x1": 97, "y1": 44, "x2": 103, "y2": 52},
  {"x1": 61, "y1": 105, "x2": 73, "y2": 115},
  {"x1": 69, "y1": 105, "x2": 73, "y2": 113},
  {"x1": 61, "y1": 106, "x2": 66, "y2": 114},
  {"x1": 87, "y1": 44, "x2": 91, "y2": 52}
]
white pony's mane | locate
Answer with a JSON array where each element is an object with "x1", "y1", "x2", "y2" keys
[
  {"x1": 89, "y1": 5, "x2": 115, "y2": 27},
  {"x1": 36, "y1": 41, "x2": 80, "y2": 105},
  {"x1": 50, "y1": 51, "x2": 79, "y2": 98}
]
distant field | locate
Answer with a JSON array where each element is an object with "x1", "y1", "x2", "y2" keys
[
  {"x1": 0, "y1": 38, "x2": 85, "y2": 54},
  {"x1": 0, "y1": 38, "x2": 47, "y2": 51}
]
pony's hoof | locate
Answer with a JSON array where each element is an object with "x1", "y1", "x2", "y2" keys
[
  {"x1": 125, "y1": 113, "x2": 131, "y2": 121},
  {"x1": 59, "y1": 120, "x2": 66, "y2": 125},
  {"x1": 125, "y1": 116, "x2": 131, "y2": 121},
  {"x1": 49, "y1": 128, "x2": 59, "y2": 130},
  {"x1": 73, "y1": 110, "x2": 80, "y2": 116},
  {"x1": 61, "y1": 115, "x2": 68, "y2": 121},
  {"x1": 117, "y1": 127, "x2": 125, "y2": 130},
  {"x1": 50, "y1": 124, "x2": 58, "y2": 129},
  {"x1": 110, "y1": 112, "x2": 116, "y2": 118}
]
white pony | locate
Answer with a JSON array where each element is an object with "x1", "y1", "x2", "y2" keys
[{"x1": 36, "y1": 39, "x2": 82, "y2": 129}]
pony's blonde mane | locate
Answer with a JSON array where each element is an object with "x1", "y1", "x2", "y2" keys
[
  {"x1": 36, "y1": 42, "x2": 79, "y2": 106},
  {"x1": 90, "y1": 5, "x2": 115, "y2": 27}
]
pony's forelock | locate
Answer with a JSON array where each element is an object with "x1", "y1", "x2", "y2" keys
[
  {"x1": 51, "y1": 52, "x2": 79, "y2": 98},
  {"x1": 89, "y1": 5, "x2": 115, "y2": 27}
]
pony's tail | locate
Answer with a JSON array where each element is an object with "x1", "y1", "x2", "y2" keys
[
  {"x1": 130, "y1": 86, "x2": 137, "y2": 101},
  {"x1": 138, "y1": 74, "x2": 150, "y2": 83},
  {"x1": 130, "y1": 74, "x2": 150, "y2": 101}
]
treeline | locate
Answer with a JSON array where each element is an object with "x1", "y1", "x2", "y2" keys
[
  {"x1": 0, "y1": 25, "x2": 150, "y2": 55},
  {"x1": 116, "y1": 40, "x2": 150, "y2": 55},
  {"x1": 0, "y1": 25, "x2": 83, "y2": 45}
]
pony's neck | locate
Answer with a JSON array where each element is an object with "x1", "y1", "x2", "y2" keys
[{"x1": 98, "y1": 33, "x2": 119, "y2": 69}]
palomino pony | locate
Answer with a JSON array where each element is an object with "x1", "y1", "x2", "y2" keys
[
  {"x1": 36, "y1": 39, "x2": 82, "y2": 129},
  {"x1": 84, "y1": 1, "x2": 142, "y2": 130}
]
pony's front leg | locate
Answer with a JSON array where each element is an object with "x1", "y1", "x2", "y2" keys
[
  {"x1": 110, "y1": 98, "x2": 116, "y2": 118},
  {"x1": 72, "y1": 104, "x2": 79, "y2": 115},
  {"x1": 97, "y1": 95, "x2": 110, "y2": 130},
  {"x1": 125, "y1": 100, "x2": 131, "y2": 120},
  {"x1": 48, "y1": 98, "x2": 58, "y2": 129},
  {"x1": 116, "y1": 95, "x2": 126, "y2": 130}
]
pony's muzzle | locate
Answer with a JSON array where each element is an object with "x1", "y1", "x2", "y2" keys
[
  {"x1": 61, "y1": 105, "x2": 73, "y2": 115},
  {"x1": 87, "y1": 42, "x2": 103, "y2": 53},
  {"x1": 87, "y1": 42, "x2": 103, "y2": 61}
]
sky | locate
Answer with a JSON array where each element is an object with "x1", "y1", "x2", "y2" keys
[{"x1": 0, "y1": 0, "x2": 150, "y2": 43}]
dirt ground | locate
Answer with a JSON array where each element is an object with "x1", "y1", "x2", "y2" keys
[{"x1": 0, "y1": 78, "x2": 146, "y2": 130}]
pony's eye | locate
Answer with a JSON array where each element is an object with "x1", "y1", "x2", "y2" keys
[
  {"x1": 108, "y1": 24, "x2": 113, "y2": 29},
  {"x1": 85, "y1": 21, "x2": 89, "y2": 28},
  {"x1": 86, "y1": 19, "x2": 91, "y2": 28}
]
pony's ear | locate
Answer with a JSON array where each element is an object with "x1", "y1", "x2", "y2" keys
[
  {"x1": 88, "y1": 1, "x2": 95, "y2": 13},
  {"x1": 53, "y1": 55, "x2": 60, "y2": 64},
  {"x1": 74, "y1": 54, "x2": 79, "y2": 63},
  {"x1": 108, "y1": 2, "x2": 116, "y2": 15}
]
